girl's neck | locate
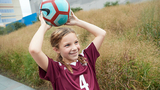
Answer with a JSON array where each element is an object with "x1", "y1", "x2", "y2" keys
[{"x1": 63, "y1": 59, "x2": 77, "y2": 64}]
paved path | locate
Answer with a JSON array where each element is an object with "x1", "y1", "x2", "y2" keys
[{"x1": 0, "y1": 75, "x2": 34, "y2": 90}]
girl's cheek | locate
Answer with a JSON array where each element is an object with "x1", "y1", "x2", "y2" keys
[{"x1": 78, "y1": 45, "x2": 80, "y2": 49}]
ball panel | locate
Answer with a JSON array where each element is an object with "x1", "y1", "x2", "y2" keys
[
  {"x1": 45, "y1": 21, "x2": 52, "y2": 26},
  {"x1": 42, "y1": 3, "x2": 56, "y2": 20},
  {"x1": 55, "y1": 0, "x2": 68, "y2": 12},
  {"x1": 54, "y1": 14, "x2": 68, "y2": 26},
  {"x1": 69, "y1": 10, "x2": 71, "y2": 17},
  {"x1": 42, "y1": 0, "x2": 48, "y2": 1}
]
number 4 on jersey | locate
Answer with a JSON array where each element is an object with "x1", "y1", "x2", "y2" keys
[{"x1": 79, "y1": 75, "x2": 89, "y2": 90}]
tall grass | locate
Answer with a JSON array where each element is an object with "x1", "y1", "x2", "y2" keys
[
  {"x1": 137, "y1": 1, "x2": 160, "y2": 47},
  {"x1": 95, "y1": 0, "x2": 160, "y2": 89},
  {"x1": 0, "y1": 0, "x2": 160, "y2": 89}
]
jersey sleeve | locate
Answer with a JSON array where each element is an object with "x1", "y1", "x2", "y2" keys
[
  {"x1": 81, "y1": 42, "x2": 100, "y2": 71},
  {"x1": 39, "y1": 56, "x2": 60, "y2": 84}
]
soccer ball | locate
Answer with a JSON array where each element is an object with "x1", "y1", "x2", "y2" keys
[{"x1": 40, "y1": 0, "x2": 71, "y2": 26}]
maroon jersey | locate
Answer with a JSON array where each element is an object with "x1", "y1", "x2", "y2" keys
[{"x1": 39, "y1": 42, "x2": 100, "y2": 90}]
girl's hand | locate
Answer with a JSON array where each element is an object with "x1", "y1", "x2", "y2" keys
[
  {"x1": 39, "y1": 12, "x2": 52, "y2": 30},
  {"x1": 65, "y1": 11, "x2": 79, "y2": 26}
]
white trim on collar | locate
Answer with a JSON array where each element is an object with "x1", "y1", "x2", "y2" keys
[{"x1": 70, "y1": 60, "x2": 78, "y2": 66}]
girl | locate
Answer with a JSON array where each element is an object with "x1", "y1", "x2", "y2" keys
[{"x1": 29, "y1": 12, "x2": 106, "y2": 90}]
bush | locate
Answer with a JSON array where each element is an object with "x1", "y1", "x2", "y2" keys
[
  {"x1": 6, "y1": 23, "x2": 16, "y2": 33},
  {"x1": 126, "y1": 1, "x2": 130, "y2": 5},
  {"x1": 104, "y1": 1, "x2": 119, "y2": 7},
  {"x1": 0, "y1": 22, "x2": 26, "y2": 35},
  {"x1": 71, "y1": 7, "x2": 83, "y2": 13},
  {"x1": 104, "y1": 2, "x2": 111, "y2": 7},
  {"x1": 14, "y1": 22, "x2": 26, "y2": 30},
  {"x1": 0, "y1": 27, "x2": 5, "y2": 35},
  {"x1": 111, "y1": 1, "x2": 119, "y2": 6}
]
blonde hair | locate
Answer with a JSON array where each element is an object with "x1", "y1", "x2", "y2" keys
[{"x1": 50, "y1": 27, "x2": 87, "y2": 73}]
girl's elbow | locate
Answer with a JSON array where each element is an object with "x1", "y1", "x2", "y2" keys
[
  {"x1": 28, "y1": 46, "x2": 40, "y2": 54},
  {"x1": 29, "y1": 47, "x2": 35, "y2": 54},
  {"x1": 102, "y1": 30, "x2": 106, "y2": 37}
]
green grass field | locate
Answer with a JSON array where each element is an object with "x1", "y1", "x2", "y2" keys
[{"x1": 0, "y1": 0, "x2": 160, "y2": 89}]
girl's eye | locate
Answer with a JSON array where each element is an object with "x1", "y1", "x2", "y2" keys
[
  {"x1": 75, "y1": 41, "x2": 78, "y2": 44},
  {"x1": 65, "y1": 44, "x2": 70, "y2": 47}
]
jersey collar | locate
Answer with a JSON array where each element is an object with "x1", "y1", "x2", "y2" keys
[{"x1": 70, "y1": 60, "x2": 78, "y2": 66}]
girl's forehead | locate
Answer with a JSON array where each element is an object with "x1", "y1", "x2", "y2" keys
[{"x1": 61, "y1": 33, "x2": 78, "y2": 42}]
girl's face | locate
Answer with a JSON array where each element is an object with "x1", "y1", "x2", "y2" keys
[{"x1": 57, "y1": 33, "x2": 80, "y2": 64}]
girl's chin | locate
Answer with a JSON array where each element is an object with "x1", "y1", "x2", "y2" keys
[
  {"x1": 70, "y1": 57, "x2": 79, "y2": 62},
  {"x1": 71, "y1": 57, "x2": 78, "y2": 61},
  {"x1": 64, "y1": 57, "x2": 77, "y2": 62}
]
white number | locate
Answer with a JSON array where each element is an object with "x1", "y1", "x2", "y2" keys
[{"x1": 79, "y1": 75, "x2": 89, "y2": 90}]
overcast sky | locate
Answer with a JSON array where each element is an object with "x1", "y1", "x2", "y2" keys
[
  {"x1": 18, "y1": 0, "x2": 150, "y2": 17},
  {"x1": 19, "y1": 0, "x2": 32, "y2": 17}
]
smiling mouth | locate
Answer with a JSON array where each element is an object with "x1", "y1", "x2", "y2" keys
[{"x1": 69, "y1": 52, "x2": 78, "y2": 56}]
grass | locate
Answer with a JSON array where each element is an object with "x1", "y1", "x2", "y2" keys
[{"x1": 0, "y1": 0, "x2": 160, "y2": 89}]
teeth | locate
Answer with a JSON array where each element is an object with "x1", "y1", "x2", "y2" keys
[
  {"x1": 70, "y1": 52, "x2": 76, "y2": 54},
  {"x1": 70, "y1": 52, "x2": 77, "y2": 54}
]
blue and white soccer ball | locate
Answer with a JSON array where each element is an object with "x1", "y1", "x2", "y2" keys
[{"x1": 40, "y1": 0, "x2": 71, "y2": 26}]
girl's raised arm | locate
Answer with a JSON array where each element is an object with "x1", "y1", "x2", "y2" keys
[
  {"x1": 65, "y1": 12, "x2": 106, "y2": 50},
  {"x1": 29, "y1": 13, "x2": 51, "y2": 72}
]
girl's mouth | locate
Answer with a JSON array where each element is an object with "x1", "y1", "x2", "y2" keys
[{"x1": 69, "y1": 52, "x2": 78, "y2": 56}]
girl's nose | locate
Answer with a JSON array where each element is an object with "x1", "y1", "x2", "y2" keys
[{"x1": 72, "y1": 45, "x2": 77, "y2": 50}]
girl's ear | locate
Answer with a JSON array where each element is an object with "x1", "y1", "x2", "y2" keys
[{"x1": 53, "y1": 47, "x2": 60, "y2": 53}]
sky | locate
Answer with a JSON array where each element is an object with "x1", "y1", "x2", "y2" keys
[
  {"x1": 19, "y1": 0, "x2": 32, "y2": 17},
  {"x1": 18, "y1": 0, "x2": 150, "y2": 17}
]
